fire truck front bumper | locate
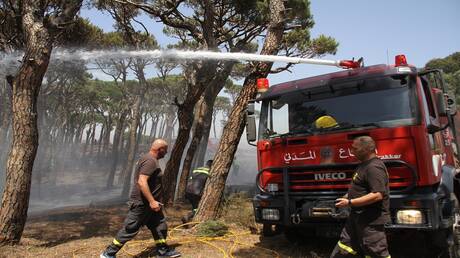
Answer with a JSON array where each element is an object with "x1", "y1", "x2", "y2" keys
[
  {"x1": 253, "y1": 193, "x2": 349, "y2": 226},
  {"x1": 253, "y1": 189, "x2": 453, "y2": 231}
]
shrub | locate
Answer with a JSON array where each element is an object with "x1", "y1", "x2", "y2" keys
[{"x1": 196, "y1": 220, "x2": 229, "y2": 237}]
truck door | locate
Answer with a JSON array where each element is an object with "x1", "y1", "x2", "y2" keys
[
  {"x1": 421, "y1": 70, "x2": 459, "y2": 166},
  {"x1": 419, "y1": 73, "x2": 445, "y2": 178}
]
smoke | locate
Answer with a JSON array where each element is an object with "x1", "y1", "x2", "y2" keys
[{"x1": 0, "y1": 48, "x2": 270, "y2": 213}]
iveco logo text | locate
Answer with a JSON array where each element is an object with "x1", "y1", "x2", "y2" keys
[{"x1": 314, "y1": 172, "x2": 346, "y2": 180}]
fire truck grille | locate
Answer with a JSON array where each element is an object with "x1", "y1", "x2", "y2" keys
[{"x1": 286, "y1": 170, "x2": 412, "y2": 192}]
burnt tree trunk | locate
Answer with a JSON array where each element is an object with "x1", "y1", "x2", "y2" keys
[{"x1": 194, "y1": 0, "x2": 286, "y2": 221}]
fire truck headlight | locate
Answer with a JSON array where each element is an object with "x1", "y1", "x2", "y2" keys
[
  {"x1": 267, "y1": 183, "x2": 279, "y2": 192},
  {"x1": 262, "y1": 209, "x2": 280, "y2": 221},
  {"x1": 396, "y1": 209, "x2": 425, "y2": 224}
]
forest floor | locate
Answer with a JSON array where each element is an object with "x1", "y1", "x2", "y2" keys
[
  {"x1": 0, "y1": 194, "x2": 432, "y2": 258},
  {"x1": 0, "y1": 195, "x2": 335, "y2": 258}
]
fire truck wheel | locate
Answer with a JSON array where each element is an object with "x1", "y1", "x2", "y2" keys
[
  {"x1": 447, "y1": 197, "x2": 460, "y2": 258},
  {"x1": 428, "y1": 197, "x2": 460, "y2": 258},
  {"x1": 447, "y1": 226, "x2": 460, "y2": 258}
]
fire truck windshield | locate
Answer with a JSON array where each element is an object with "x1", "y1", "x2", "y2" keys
[{"x1": 259, "y1": 75, "x2": 418, "y2": 139}]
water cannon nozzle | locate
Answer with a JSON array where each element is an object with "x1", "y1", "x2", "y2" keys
[{"x1": 338, "y1": 57, "x2": 364, "y2": 69}]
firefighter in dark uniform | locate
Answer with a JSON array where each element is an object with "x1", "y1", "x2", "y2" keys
[
  {"x1": 181, "y1": 159, "x2": 213, "y2": 223},
  {"x1": 330, "y1": 136, "x2": 391, "y2": 258},
  {"x1": 101, "y1": 139, "x2": 180, "y2": 258}
]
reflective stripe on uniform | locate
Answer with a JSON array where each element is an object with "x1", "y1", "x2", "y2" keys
[
  {"x1": 338, "y1": 241, "x2": 357, "y2": 255},
  {"x1": 193, "y1": 167, "x2": 210, "y2": 175},
  {"x1": 113, "y1": 238, "x2": 123, "y2": 247},
  {"x1": 364, "y1": 254, "x2": 390, "y2": 258},
  {"x1": 155, "y1": 239, "x2": 167, "y2": 245}
]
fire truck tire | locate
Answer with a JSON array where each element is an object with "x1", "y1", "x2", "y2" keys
[
  {"x1": 447, "y1": 227, "x2": 460, "y2": 258},
  {"x1": 447, "y1": 196, "x2": 460, "y2": 258},
  {"x1": 427, "y1": 197, "x2": 460, "y2": 258},
  {"x1": 428, "y1": 227, "x2": 460, "y2": 258}
]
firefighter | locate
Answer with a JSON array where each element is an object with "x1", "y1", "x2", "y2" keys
[
  {"x1": 100, "y1": 139, "x2": 180, "y2": 258},
  {"x1": 181, "y1": 159, "x2": 213, "y2": 223},
  {"x1": 330, "y1": 136, "x2": 391, "y2": 258}
]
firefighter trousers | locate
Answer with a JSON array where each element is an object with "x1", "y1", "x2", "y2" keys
[
  {"x1": 183, "y1": 193, "x2": 201, "y2": 222},
  {"x1": 330, "y1": 216, "x2": 390, "y2": 258},
  {"x1": 104, "y1": 202, "x2": 168, "y2": 256}
]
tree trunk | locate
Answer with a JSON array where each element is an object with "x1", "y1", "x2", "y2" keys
[
  {"x1": 176, "y1": 63, "x2": 235, "y2": 201},
  {"x1": 158, "y1": 115, "x2": 165, "y2": 139},
  {"x1": 194, "y1": 0, "x2": 286, "y2": 221},
  {"x1": 136, "y1": 110, "x2": 146, "y2": 146},
  {"x1": 120, "y1": 97, "x2": 141, "y2": 198},
  {"x1": 83, "y1": 124, "x2": 90, "y2": 153},
  {"x1": 121, "y1": 59, "x2": 149, "y2": 198},
  {"x1": 149, "y1": 114, "x2": 158, "y2": 140},
  {"x1": 103, "y1": 115, "x2": 112, "y2": 158},
  {"x1": 97, "y1": 123, "x2": 105, "y2": 157},
  {"x1": 89, "y1": 123, "x2": 96, "y2": 157},
  {"x1": 161, "y1": 59, "x2": 221, "y2": 204},
  {"x1": 193, "y1": 118, "x2": 212, "y2": 169},
  {"x1": 0, "y1": 4, "x2": 53, "y2": 244},
  {"x1": 106, "y1": 112, "x2": 126, "y2": 188},
  {"x1": 162, "y1": 104, "x2": 194, "y2": 204},
  {"x1": 162, "y1": 112, "x2": 175, "y2": 143}
]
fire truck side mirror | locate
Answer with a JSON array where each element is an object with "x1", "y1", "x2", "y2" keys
[
  {"x1": 427, "y1": 117, "x2": 442, "y2": 134},
  {"x1": 246, "y1": 102, "x2": 257, "y2": 143},
  {"x1": 434, "y1": 91, "x2": 448, "y2": 117}
]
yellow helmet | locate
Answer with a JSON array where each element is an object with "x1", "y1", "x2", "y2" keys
[{"x1": 315, "y1": 115, "x2": 338, "y2": 129}]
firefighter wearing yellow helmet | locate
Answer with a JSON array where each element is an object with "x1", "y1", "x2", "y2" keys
[{"x1": 315, "y1": 115, "x2": 338, "y2": 129}]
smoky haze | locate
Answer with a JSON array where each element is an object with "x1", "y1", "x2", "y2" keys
[
  {"x1": 0, "y1": 115, "x2": 258, "y2": 214},
  {"x1": 0, "y1": 50, "x2": 260, "y2": 213}
]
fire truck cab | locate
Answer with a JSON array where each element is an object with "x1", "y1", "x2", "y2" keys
[{"x1": 246, "y1": 55, "x2": 460, "y2": 256}]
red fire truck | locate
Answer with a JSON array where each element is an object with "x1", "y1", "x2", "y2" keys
[{"x1": 246, "y1": 55, "x2": 460, "y2": 256}]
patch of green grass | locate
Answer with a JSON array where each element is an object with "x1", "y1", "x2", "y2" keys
[{"x1": 196, "y1": 220, "x2": 229, "y2": 237}]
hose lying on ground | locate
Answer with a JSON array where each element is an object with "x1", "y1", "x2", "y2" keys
[{"x1": 71, "y1": 221, "x2": 281, "y2": 258}]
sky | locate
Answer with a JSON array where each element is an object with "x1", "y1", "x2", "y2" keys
[{"x1": 80, "y1": 0, "x2": 460, "y2": 85}]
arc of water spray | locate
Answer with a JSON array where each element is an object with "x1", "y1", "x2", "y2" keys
[
  {"x1": 1, "y1": 49, "x2": 359, "y2": 68},
  {"x1": 54, "y1": 49, "x2": 342, "y2": 67}
]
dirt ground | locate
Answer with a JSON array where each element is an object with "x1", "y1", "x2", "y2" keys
[
  {"x1": 0, "y1": 201, "x2": 335, "y2": 258},
  {"x1": 0, "y1": 196, "x2": 435, "y2": 258}
]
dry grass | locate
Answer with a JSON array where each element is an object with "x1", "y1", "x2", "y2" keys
[
  {"x1": 0, "y1": 199, "x2": 336, "y2": 258},
  {"x1": 221, "y1": 192, "x2": 258, "y2": 231}
]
